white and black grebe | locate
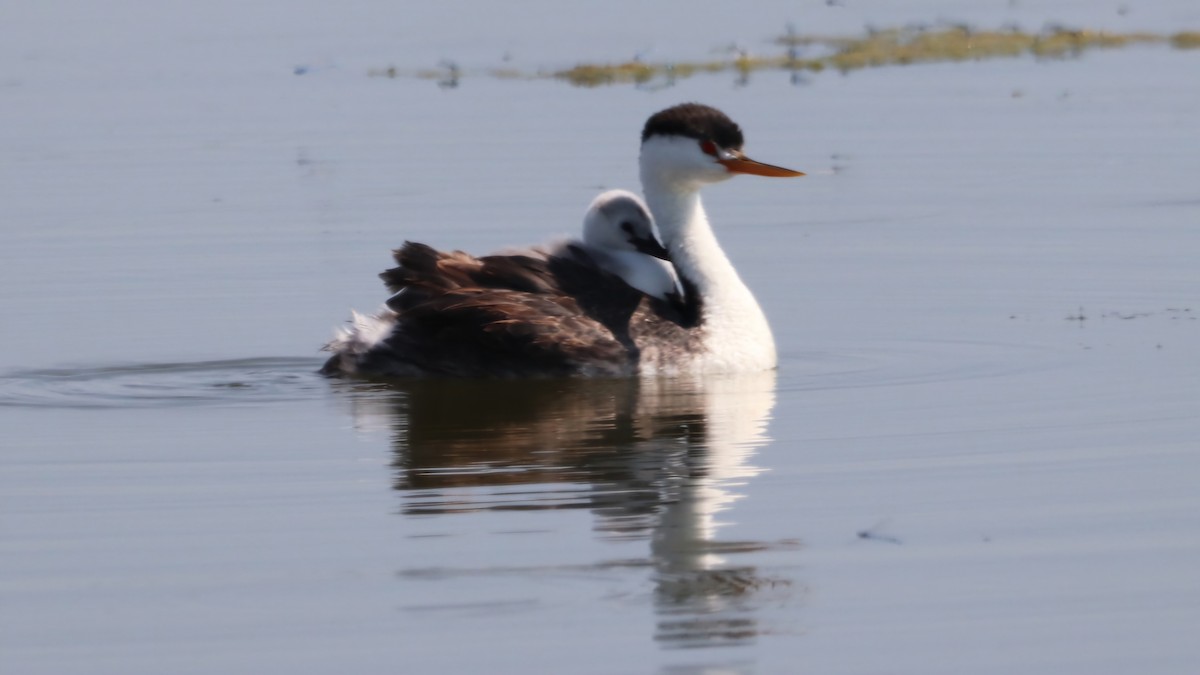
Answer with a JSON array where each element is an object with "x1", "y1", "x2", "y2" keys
[{"x1": 322, "y1": 102, "x2": 804, "y2": 378}]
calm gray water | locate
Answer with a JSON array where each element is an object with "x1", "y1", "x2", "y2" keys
[{"x1": 3, "y1": 2, "x2": 1199, "y2": 673}]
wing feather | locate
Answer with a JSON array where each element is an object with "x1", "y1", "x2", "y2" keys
[{"x1": 328, "y1": 240, "x2": 701, "y2": 378}]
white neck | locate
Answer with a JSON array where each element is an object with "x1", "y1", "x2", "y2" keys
[{"x1": 640, "y1": 173, "x2": 777, "y2": 373}]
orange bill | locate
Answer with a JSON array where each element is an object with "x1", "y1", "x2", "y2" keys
[{"x1": 718, "y1": 151, "x2": 805, "y2": 177}]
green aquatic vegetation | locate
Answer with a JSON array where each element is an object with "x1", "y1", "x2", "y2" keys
[
  {"x1": 1027, "y1": 28, "x2": 1159, "y2": 58},
  {"x1": 555, "y1": 60, "x2": 658, "y2": 87},
  {"x1": 555, "y1": 54, "x2": 828, "y2": 87},
  {"x1": 826, "y1": 27, "x2": 1033, "y2": 70},
  {"x1": 1172, "y1": 31, "x2": 1200, "y2": 49},
  {"x1": 552, "y1": 57, "x2": 747, "y2": 87},
  {"x1": 800, "y1": 26, "x2": 1161, "y2": 72},
  {"x1": 371, "y1": 25, "x2": 1197, "y2": 88}
]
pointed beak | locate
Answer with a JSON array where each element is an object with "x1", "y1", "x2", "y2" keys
[
  {"x1": 718, "y1": 150, "x2": 805, "y2": 177},
  {"x1": 628, "y1": 234, "x2": 671, "y2": 260}
]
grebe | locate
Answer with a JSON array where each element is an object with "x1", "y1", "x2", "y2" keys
[
  {"x1": 580, "y1": 189, "x2": 683, "y2": 305},
  {"x1": 376, "y1": 189, "x2": 680, "y2": 316},
  {"x1": 322, "y1": 102, "x2": 803, "y2": 378}
]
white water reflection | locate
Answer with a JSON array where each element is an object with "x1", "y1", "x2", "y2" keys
[{"x1": 339, "y1": 371, "x2": 794, "y2": 647}]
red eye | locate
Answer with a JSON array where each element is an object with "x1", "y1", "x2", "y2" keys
[{"x1": 699, "y1": 140, "x2": 717, "y2": 156}]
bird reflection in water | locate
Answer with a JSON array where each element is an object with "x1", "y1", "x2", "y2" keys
[{"x1": 335, "y1": 371, "x2": 796, "y2": 648}]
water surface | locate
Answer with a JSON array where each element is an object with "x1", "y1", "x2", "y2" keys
[{"x1": 3, "y1": 2, "x2": 1199, "y2": 673}]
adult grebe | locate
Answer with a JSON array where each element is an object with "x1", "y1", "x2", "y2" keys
[{"x1": 322, "y1": 102, "x2": 803, "y2": 378}]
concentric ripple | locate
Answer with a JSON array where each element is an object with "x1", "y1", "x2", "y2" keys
[{"x1": 0, "y1": 357, "x2": 327, "y2": 409}]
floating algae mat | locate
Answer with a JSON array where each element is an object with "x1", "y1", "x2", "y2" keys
[{"x1": 371, "y1": 25, "x2": 1200, "y2": 88}]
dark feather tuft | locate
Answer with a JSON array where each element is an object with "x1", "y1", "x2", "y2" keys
[{"x1": 641, "y1": 102, "x2": 744, "y2": 150}]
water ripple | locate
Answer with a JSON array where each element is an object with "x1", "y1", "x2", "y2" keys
[
  {"x1": 782, "y1": 338, "x2": 1062, "y2": 392},
  {"x1": 0, "y1": 357, "x2": 327, "y2": 409}
]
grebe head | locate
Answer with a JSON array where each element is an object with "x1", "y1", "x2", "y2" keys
[
  {"x1": 582, "y1": 189, "x2": 669, "y2": 260},
  {"x1": 639, "y1": 103, "x2": 804, "y2": 192}
]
